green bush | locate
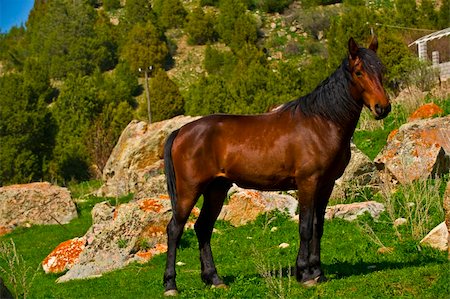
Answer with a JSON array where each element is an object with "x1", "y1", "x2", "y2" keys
[
  {"x1": 121, "y1": 22, "x2": 169, "y2": 71},
  {"x1": 255, "y1": 0, "x2": 294, "y2": 13},
  {"x1": 185, "y1": 7, "x2": 217, "y2": 45},
  {"x1": 216, "y1": 0, "x2": 258, "y2": 50},
  {"x1": 140, "y1": 68, "x2": 184, "y2": 122},
  {"x1": 103, "y1": 0, "x2": 121, "y2": 11},
  {"x1": 153, "y1": 0, "x2": 187, "y2": 29},
  {"x1": 0, "y1": 73, "x2": 55, "y2": 185}
]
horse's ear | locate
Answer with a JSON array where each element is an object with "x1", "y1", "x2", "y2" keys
[
  {"x1": 368, "y1": 35, "x2": 378, "y2": 52},
  {"x1": 348, "y1": 37, "x2": 359, "y2": 59}
]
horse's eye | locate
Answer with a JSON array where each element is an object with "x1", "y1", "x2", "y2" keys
[{"x1": 355, "y1": 71, "x2": 363, "y2": 77}]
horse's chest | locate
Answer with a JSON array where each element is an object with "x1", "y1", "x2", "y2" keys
[{"x1": 329, "y1": 146, "x2": 351, "y2": 180}]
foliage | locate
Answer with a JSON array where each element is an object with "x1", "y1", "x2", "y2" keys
[
  {"x1": 153, "y1": 0, "x2": 187, "y2": 30},
  {"x1": 0, "y1": 72, "x2": 55, "y2": 185},
  {"x1": 138, "y1": 68, "x2": 184, "y2": 122},
  {"x1": 49, "y1": 68, "x2": 136, "y2": 183},
  {"x1": 254, "y1": 0, "x2": 295, "y2": 13},
  {"x1": 122, "y1": 0, "x2": 157, "y2": 28},
  {"x1": 185, "y1": 7, "x2": 218, "y2": 45},
  {"x1": 121, "y1": 21, "x2": 169, "y2": 72},
  {"x1": 216, "y1": 0, "x2": 258, "y2": 50},
  {"x1": 103, "y1": 0, "x2": 121, "y2": 11},
  {"x1": 26, "y1": 0, "x2": 117, "y2": 78},
  {"x1": 0, "y1": 0, "x2": 448, "y2": 184}
]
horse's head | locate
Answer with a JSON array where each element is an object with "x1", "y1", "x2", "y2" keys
[{"x1": 348, "y1": 36, "x2": 391, "y2": 120}]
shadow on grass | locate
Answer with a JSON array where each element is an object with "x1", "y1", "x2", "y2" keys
[
  {"x1": 220, "y1": 255, "x2": 447, "y2": 285},
  {"x1": 323, "y1": 257, "x2": 446, "y2": 279}
]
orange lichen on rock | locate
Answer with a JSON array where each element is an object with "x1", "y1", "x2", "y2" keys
[
  {"x1": 158, "y1": 194, "x2": 170, "y2": 200},
  {"x1": 140, "y1": 199, "x2": 164, "y2": 213},
  {"x1": 0, "y1": 226, "x2": 12, "y2": 236},
  {"x1": 42, "y1": 237, "x2": 86, "y2": 273},
  {"x1": 142, "y1": 225, "x2": 166, "y2": 237},
  {"x1": 408, "y1": 103, "x2": 443, "y2": 121},
  {"x1": 387, "y1": 129, "x2": 399, "y2": 142},
  {"x1": 135, "y1": 243, "x2": 168, "y2": 263}
]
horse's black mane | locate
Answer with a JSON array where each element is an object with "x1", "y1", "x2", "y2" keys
[{"x1": 280, "y1": 48, "x2": 384, "y2": 125}]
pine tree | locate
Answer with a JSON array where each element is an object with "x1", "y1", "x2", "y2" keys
[
  {"x1": 144, "y1": 69, "x2": 184, "y2": 122},
  {"x1": 185, "y1": 7, "x2": 217, "y2": 45},
  {"x1": 121, "y1": 22, "x2": 169, "y2": 72}
]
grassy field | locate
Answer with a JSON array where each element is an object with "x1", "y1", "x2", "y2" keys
[{"x1": 1, "y1": 186, "x2": 448, "y2": 299}]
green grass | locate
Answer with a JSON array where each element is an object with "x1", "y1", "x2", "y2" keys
[{"x1": 1, "y1": 200, "x2": 448, "y2": 298}]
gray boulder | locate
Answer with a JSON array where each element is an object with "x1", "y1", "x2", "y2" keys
[
  {"x1": 331, "y1": 142, "x2": 379, "y2": 200},
  {"x1": 0, "y1": 182, "x2": 77, "y2": 231},
  {"x1": 96, "y1": 116, "x2": 200, "y2": 200},
  {"x1": 56, "y1": 196, "x2": 173, "y2": 282},
  {"x1": 375, "y1": 116, "x2": 450, "y2": 184}
]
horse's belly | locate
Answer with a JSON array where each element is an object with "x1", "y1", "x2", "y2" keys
[{"x1": 224, "y1": 164, "x2": 296, "y2": 191}]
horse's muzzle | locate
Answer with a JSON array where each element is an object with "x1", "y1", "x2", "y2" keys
[{"x1": 374, "y1": 103, "x2": 391, "y2": 120}]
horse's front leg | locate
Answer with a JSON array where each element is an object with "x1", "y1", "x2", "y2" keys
[
  {"x1": 295, "y1": 175, "x2": 320, "y2": 285},
  {"x1": 308, "y1": 182, "x2": 334, "y2": 285}
]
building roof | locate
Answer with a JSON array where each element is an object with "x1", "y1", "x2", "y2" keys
[{"x1": 409, "y1": 27, "x2": 450, "y2": 46}]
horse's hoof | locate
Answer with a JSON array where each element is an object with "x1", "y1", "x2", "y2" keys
[
  {"x1": 164, "y1": 289, "x2": 179, "y2": 296},
  {"x1": 302, "y1": 276, "x2": 321, "y2": 288},
  {"x1": 211, "y1": 283, "x2": 228, "y2": 289}
]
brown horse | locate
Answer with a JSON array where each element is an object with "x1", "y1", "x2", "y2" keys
[{"x1": 162, "y1": 37, "x2": 390, "y2": 295}]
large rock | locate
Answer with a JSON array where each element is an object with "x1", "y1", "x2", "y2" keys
[
  {"x1": 419, "y1": 222, "x2": 448, "y2": 251},
  {"x1": 407, "y1": 103, "x2": 443, "y2": 122},
  {"x1": 42, "y1": 237, "x2": 86, "y2": 274},
  {"x1": 0, "y1": 182, "x2": 77, "y2": 232},
  {"x1": 325, "y1": 201, "x2": 385, "y2": 221},
  {"x1": 375, "y1": 116, "x2": 450, "y2": 184},
  {"x1": 331, "y1": 143, "x2": 379, "y2": 200},
  {"x1": 444, "y1": 180, "x2": 450, "y2": 258},
  {"x1": 55, "y1": 196, "x2": 175, "y2": 282},
  {"x1": 218, "y1": 187, "x2": 298, "y2": 226},
  {"x1": 96, "y1": 116, "x2": 200, "y2": 200}
]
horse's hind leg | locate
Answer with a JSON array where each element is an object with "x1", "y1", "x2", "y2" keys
[
  {"x1": 164, "y1": 188, "x2": 200, "y2": 296},
  {"x1": 195, "y1": 178, "x2": 231, "y2": 287}
]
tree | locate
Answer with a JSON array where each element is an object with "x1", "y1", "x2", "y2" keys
[
  {"x1": 139, "y1": 68, "x2": 184, "y2": 122},
  {"x1": 50, "y1": 68, "x2": 137, "y2": 182},
  {"x1": 394, "y1": 0, "x2": 418, "y2": 27},
  {"x1": 418, "y1": 0, "x2": 438, "y2": 29},
  {"x1": 0, "y1": 73, "x2": 55, "y2": 185},
  {"x1": 153, "y1": 0, "x2": 187, "y2": 29},
  {"x1": 185, "y1": 7, "x2": 217, "y2": 45},
  {"x1": 437, "y1": 0, "x2": 450, "y2": 29},
  {"x1": 256, "y1": 0, "x2": 295, "y2": 13},
  {"x1": 122, "y1": 22, "x2": 168, "y2": 123},
  {"x1": 122, "y1": 0, "x2": 157, "y2": 28},
  {"x1": 50, "y1": 75, "x2": 98, "y2": 182},
  {"x1": 103, "y1": 0, "x2": 121, "y2": 11},
  {"x1": 121, "y1": 22, "x2": 169, "y2": 72},
  {"x1": 216, "y1": 0, "x2": 251, "y2": 46},
  {"x1": 26, "y1": 0, "x2": 117, "y2": 78}
]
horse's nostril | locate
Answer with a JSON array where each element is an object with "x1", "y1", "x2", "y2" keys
[{"x1": 375, "y1": 104, "x2": 383, "y2": 115}]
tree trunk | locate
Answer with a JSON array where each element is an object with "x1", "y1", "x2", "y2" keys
[{"x1": 144, "y1": 70, "x2": 152, "y2": 124}]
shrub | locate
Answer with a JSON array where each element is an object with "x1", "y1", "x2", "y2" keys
[
  {"x1": 140, "y1": 68, "x2": 184, "y2": 122},
  {"x1": 185, "y1": 7, "x2": 218, "y2": 45},
  {"x1": 103, "y1": 0, "x2": 121, "y2": 11},
  {"x1": 153, "y1": 0, "x2": 187, "y2": 29},
  {"x1": 255, "y1": 0, "x2": 294, "y2": 13}
]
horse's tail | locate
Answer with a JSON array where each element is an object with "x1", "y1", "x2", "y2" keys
[{"x1": 164, "y1": 129, "x2": 180, "y2": 219}]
